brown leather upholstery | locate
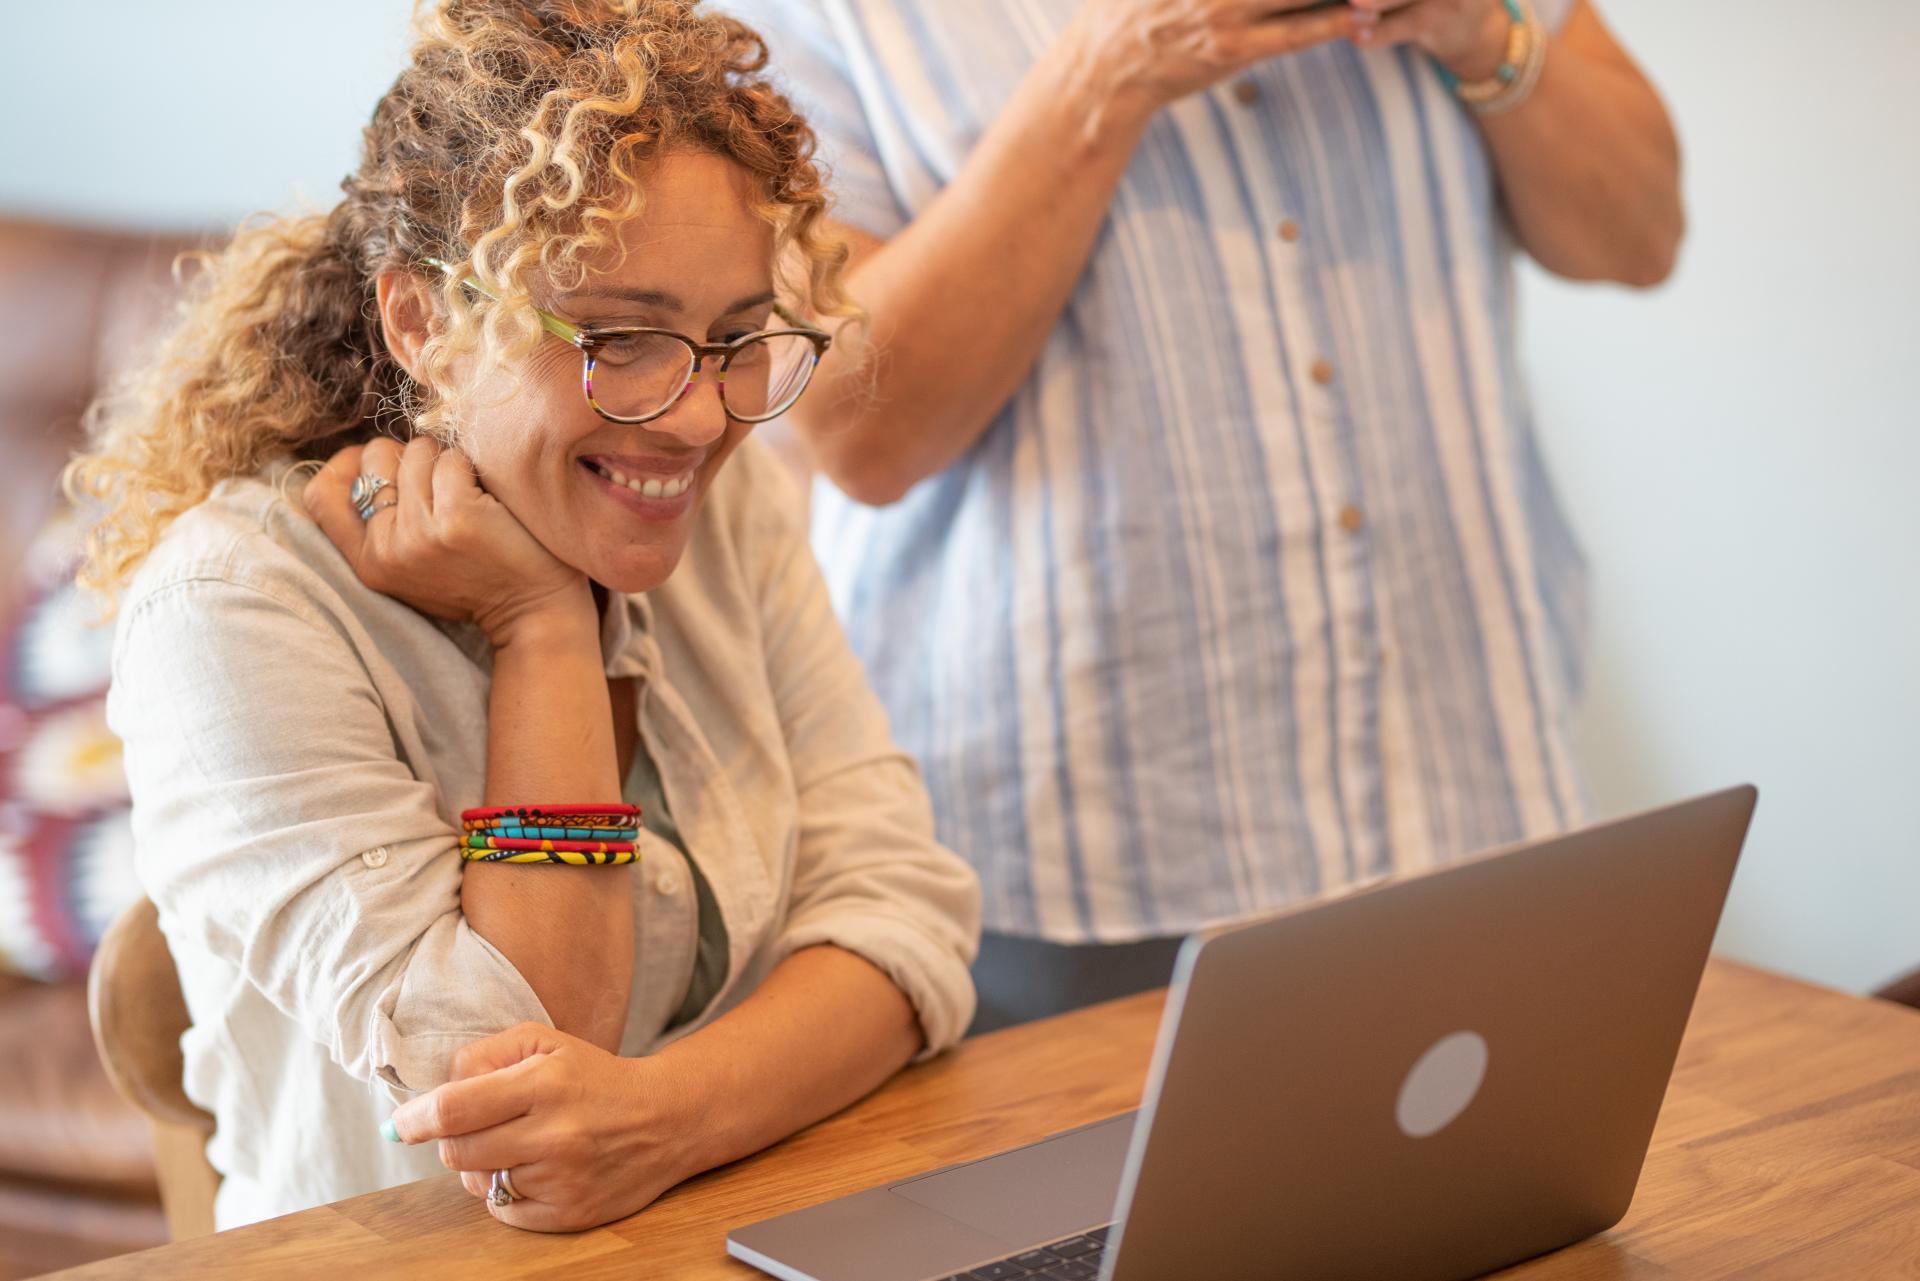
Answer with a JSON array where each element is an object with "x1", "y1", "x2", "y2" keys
[
  {"x1": 0, "y1": 215, "x2": 206, "y2": 1276},
  {"x1": 0, "y1": 981, "x2": 157, "y2": 1193},
  {"x1": 0, "y1": 217, "x2": 202, "y2": 600}
]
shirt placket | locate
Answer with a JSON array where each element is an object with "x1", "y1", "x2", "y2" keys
[{"x1": 1228, "y1": 74, "x2": 1388, "y2": 884}]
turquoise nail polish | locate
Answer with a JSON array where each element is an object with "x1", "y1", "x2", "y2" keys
[{"x1": 380, "y1": 1117, "x2": 400, "y2": 1143}]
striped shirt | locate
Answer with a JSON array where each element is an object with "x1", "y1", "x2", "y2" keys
[{"x1": 730, "y1": 0, "x2": 1590, "y2": 943}]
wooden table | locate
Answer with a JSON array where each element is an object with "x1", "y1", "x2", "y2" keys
[{"x1": 50, "y1": 959, "x2": 1920, "y2": 1280}]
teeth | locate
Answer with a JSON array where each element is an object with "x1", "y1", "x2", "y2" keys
[{"x1": 589, "y1": 461, "x2": 693, "y2": 499}]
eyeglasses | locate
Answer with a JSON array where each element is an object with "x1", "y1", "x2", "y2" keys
[{"x1": 423, "y1": 258, "x2": 831, "y2": 426}]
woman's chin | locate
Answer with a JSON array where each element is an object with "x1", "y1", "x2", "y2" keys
[{"x1": 585, "y1": 546, "x2": 683, "y2": 597}]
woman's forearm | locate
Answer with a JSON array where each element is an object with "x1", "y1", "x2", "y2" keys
[
  {"x1": 655, "y1": 944, "x2": 921, "y2": 1172},
  {"x1": 791, "y1": 25, "x2": 1155, "y2": 506},
  {"x1": 465, "y1": 604, "x2": 634, "y2": 1052},
  {"x1": 1478, "y1": 4, "x2": 1683, "y2": 286}
]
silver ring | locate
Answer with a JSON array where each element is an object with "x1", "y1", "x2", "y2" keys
[
  {"x1": 359, "y1": 494, "x2": 400, "y2": 521},
  {"x1": 488, "y1": 1167, "x2": 519, "y2": 1207},
  {"x1": 349, "y1": 473, "x2": 391, "y2": 518}
]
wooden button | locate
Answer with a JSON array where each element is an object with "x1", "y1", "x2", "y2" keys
[
  {"x1": 1277, "y1": 218, "x2": 1301, "y2": 243},
  {"x1": 1338, "y1": 505, "x2": 1366, "y2": 533},
  {"x1": 1310, "y1": 357, "x2": 1335, "y2": 385},
  {"x1": 1232, "y1": 79, "x2": 1261, "y2": 106}
]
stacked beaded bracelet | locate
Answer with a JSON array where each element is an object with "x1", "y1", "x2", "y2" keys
[
  {"x1": 459, "y1": 804, "x2": 642, "y2": 866},
  {"x1": 1435, "y1": 0, "x2": 1547, "y2": 116}
]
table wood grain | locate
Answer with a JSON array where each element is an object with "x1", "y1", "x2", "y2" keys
[{"x1": 48, "y1": 958, "x2": 1920, "y2": 1280}]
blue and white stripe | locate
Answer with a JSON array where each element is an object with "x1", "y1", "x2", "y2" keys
[{"x1": 729, "y1": 0, "x2": 1588, "y2": 942}]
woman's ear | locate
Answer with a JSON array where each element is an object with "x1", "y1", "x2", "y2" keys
[{"x1": 375, "y1": 270, "x2": 436, "y2": 383}]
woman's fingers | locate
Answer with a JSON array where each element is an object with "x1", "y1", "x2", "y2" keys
[
  {"x1": 489, "y1": 1193, "x2": 594, "y2": 1234},
  {"x1": 1353, "y1": 5, "x2": 1428, "y2": 46},
  {"x1": 1239, "y1": 4, "x2": 1372, "y2": 60},
  {"x1": 436, "y1": 1115, "x2": 547, "y2": 1175},
  {"x1": 449, "y1": 1021, "x2": 574, "y2": 1081},
  {"x1": 389, "y1": 1053, "x2": 543, "y2": 1143},
  {"x1": 398, "y1": 434, "x2": 442, "y2": 520},
  {"x1": 303, "y1": 444, "x2": 369, "y2": 558},
  {"x1": 431, "y1": 445, "x2": 484, "y2": 513}
]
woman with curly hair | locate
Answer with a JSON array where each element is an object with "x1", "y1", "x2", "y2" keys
[{"x1": 67, "y1": 0, "x2": 978, "y2": 1233}]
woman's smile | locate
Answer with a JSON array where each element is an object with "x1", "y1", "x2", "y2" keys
[{"x1": 579, "y1": 452, "x2": 702, "y2": 520}]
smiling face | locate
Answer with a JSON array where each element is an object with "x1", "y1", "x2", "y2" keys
[{"x1": 441, "y1": 149, "x2": 777, "y2": 595}]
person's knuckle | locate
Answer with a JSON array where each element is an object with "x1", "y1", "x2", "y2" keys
[
  {"x1": 428, "y1": 1090, "x2": 462, "y2": 1134},
  {"x1": 438, "y1": 1137, "x2": 464, "y2": 1171}
]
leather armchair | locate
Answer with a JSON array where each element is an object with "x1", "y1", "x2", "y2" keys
[{"x1": 0, "y1": 215, "x2": 202, "y2": 1279}]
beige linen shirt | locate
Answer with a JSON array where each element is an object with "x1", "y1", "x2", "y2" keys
[{"x1": 106, "y1": 441, "x2": 980, "y2": 1229}]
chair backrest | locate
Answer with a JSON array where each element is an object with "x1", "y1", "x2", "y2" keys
[{"x1": 88, "y1": 897, "x2": 220, "y2": 1238}]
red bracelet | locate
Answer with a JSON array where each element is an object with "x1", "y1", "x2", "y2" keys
[{"x1": 461, "y1": 803, "x2": 643, "y2": 823}]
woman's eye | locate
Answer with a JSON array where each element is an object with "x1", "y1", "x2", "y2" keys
[{"x1": 718, "y1": 330, "x2": 758, "y2": 345}]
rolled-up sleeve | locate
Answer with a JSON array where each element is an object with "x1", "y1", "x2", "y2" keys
[
  {"x1": 109, "y1": 574, "x2": 549, "y2": 1099},
  {"x1": 749, "y1": 481, "x2": 980, "y2": 1055}
]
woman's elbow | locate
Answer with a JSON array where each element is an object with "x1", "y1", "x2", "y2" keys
[
  {"x1": 1622, "y1": 201, "x2": 1685, "y2": 288},
  {"x1": 814, "y1": 446, "x2": 917, "y2": 508}
]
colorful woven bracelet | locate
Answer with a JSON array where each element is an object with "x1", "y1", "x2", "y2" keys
[
  {"x1": 464, "y1": 812, "x2": 639, "y2": 829},
  {"x1": 457, "y1": 806, "x2": 642, "y2": 866},
  {"x1": 462, "y1": 804, "x2": 642, "y2": 823},
  {"x1": 463, "y1": 834, "x2": 636, "y2": 853},
  {"x1": 464, "y1": 822, "x2": 641, "y2": 841},
  {"x1": 465, "y1": 846, "x2": 639, "y2": 866}
]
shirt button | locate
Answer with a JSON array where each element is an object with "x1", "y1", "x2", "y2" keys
[
  {"x1": 1277, "y1": 218, "x2": 1301, "y2": 243},
  {"x1": 1232, "y1": 79, "x2": 1260, "y2": 106},
  {"x1": 1310, "y1": 358, "x2": 1336, "y2": 385},
  {"x1": 653, "y1": 868, "x2": 680, "y2": 896},
  {"x1": 1338, "y1": 505, "x2": 1366, "y2": 533},
  {"x1": 361, "y1": 846, "x2": 390, "y2": 869}
]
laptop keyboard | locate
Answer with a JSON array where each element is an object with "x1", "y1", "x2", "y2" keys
[{"x1": 936, "y1": 1224, "x2": 1113, "y2": 1281}]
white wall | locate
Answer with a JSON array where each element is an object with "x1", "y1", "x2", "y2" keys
[
  {"x1": 4, "y1": 3, "x2": 1915, "y2": 991},
  {"x1": 1521, "y1": 0, "x2": 1920, "y2": 992},
  {"x1": 0, "y1": 1, "x2": 410, "y2": 229}
]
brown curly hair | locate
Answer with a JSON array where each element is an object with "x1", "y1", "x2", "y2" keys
[{"x1": 66, "y1": 0, "x2": 852, "y2": 599}]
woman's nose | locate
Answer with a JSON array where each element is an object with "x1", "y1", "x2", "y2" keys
[{"x1": 649, "y1": 365, "x2": 729, "y2": 447}]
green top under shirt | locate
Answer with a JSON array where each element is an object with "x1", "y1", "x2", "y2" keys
[{"x1": 625, "y1": 738, "x2": 729, "y2": 1030}]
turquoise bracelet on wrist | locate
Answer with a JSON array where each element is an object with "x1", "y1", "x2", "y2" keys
[{"x1": 1435, "y1": 0, "x2": 1546, "y2": 116}]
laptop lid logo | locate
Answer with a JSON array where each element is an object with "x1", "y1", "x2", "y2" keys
[{"x1": 1395, "y1": 1031, "x2": 1489, "y2": 1139}]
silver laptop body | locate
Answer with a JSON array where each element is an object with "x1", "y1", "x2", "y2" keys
[{"x1": 728, "y1": 786, "x2": 1757, "y2": 1281}]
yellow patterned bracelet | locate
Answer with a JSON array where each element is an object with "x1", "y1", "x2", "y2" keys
[{"x1": 460, "y1": 846, "x2": 639, "y2": 866}]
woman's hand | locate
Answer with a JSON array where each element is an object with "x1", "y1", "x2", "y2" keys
[
  {"x1": 388, "y1": 1023, "x2": 702, "y2": 1232},
  {"x1": 305, "y1": 434, "x2": 593, "y2": 647},
  {"x1": 1065, "y1": 0, "x2": 1371, "y2": 117},
  {"x1": 1348, "y1": 0, "x2": 1513, "y2": 79}
]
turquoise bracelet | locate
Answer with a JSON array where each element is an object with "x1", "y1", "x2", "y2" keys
[{"x1": 1434, "y1": 0, "x2": 1527, "y2": 93}]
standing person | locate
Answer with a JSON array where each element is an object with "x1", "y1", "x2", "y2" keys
[{"x1": 725, "y1": 0, "x2": 1682, "y2": 1031}]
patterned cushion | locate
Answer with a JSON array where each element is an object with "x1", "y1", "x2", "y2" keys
[{"x1": 0, "y1": 508, "x2": 139, "y2": 979}]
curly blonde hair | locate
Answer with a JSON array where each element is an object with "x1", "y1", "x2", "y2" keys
[{"x1": 66, "y1": 0, "x2": 851, "y2": 599}]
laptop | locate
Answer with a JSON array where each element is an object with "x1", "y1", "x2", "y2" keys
[{"x1": 728, "y1": 785, "x2": 1758, "y2": 1281}]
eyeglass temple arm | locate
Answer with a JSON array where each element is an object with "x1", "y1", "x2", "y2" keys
[{"x1": 421, "y1": 256, "x2": 584, "y2": 345}]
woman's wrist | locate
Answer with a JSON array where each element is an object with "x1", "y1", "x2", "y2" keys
[
  {"x1": 482, "y1": 584, "x2": 598, "y2": 652},
  {"x1": 630, "y1": 1041, "x2": 738, "y2": 1179},
  {"x1": 1047, "y1": 14, "x2": 1162, "y2": 149},
  {"x1": 1435, "y1": 0, "x2": 1521, "y2": 81}
]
